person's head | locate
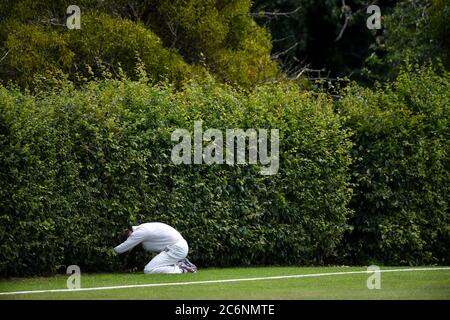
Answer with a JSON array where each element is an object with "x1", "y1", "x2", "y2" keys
[{"x1": 120, "y1": 228, "x2": 132, "y2": 242}]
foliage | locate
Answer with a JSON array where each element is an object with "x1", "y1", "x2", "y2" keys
[
  {"x1": 364, "y1": 0, "x2": 450, "y2": 82},
  {"x1": 0, "y1": 10, "x2": 198, "y2": 88},
  {"x1": 0, "y1": 1, "x2": 448, "y2": 277},
  {"x1": 252, "y1": 0, "x2": 397, "y2": 82},
  {"x1": 0, "y1": 77, "x2": 352, "y2": 276},
  {"x1": 114, "y1": 0, "x2": 281, "y2": 86},
  {"x1": 338, "y1": 65, "x2": 450, "y2": 265},
  {"x1": 0, "y1": 0, "x2": 279, "y2": 88}
]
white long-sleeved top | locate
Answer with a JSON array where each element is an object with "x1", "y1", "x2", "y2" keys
[{"x1": 113, "y1": 222, "x2": 184, "y2": 254}]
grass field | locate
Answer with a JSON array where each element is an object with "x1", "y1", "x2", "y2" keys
[{"x1": 1, "y1": 266, "x2": 449, "y2": 300}]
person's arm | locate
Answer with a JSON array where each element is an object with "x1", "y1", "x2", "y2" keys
[{"x1": 113, "y1": 229, "x2": 146, "y2": 254}]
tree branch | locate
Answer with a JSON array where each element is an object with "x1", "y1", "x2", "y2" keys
[
  {"x1": 0, "y1": 50, "x2": 9, "y2": 64},
  {"x1": 249, "y1": 6, "x2": 302, "y2": 18},
  {"x1": 272, "y1": 42, "x2": 300, "y2": 59},
  {"x1": 335, "y1": 0, "x2": 379, "y2": 42}
]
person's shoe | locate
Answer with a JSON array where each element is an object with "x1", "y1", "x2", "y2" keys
[
  {"x1": 180, "y1": 264, "x2": 197, "y2": 273},
  {"x1": 179, "y1": 257, "x2": 197, "y2": 273},
  {"x1": 183, "y1": 257, "x2": 197, "y2": 271}
]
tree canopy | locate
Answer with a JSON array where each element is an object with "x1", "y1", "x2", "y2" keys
[{"x1": 0, "y1": 0, "x2": 279, "y2": 88}]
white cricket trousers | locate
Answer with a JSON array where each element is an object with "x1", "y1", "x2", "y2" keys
[{"x1": 143, "y1": 239, "x2": 188, "y2": 274}]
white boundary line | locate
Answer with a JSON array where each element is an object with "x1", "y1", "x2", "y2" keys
[{"x1": 1, "y1": 267, "x2": 449, "y2": 296}]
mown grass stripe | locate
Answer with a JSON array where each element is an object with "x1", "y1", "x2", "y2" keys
[{"x1": 1, "y1": 267, "x2": 449, "y2": 296}]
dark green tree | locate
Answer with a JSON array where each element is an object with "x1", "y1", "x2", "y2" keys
[
  {"x1": 252, "y1": 0, "x2": 397, "y2": 82},
  {"x1": 364, "y1": 0, "x2": 450, "y2": 82},
  {"x1": 0, "y1": 0, "x2": 279, "y2": 88}
]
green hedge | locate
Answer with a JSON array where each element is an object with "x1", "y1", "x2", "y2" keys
[
  {"x1": 0, "y1": 78, "x2": 352, "y2": 276},
  {"x1": 338, "y1": 66, "x2": 450, "y2": 265},
  {"x1": 1, "y1": 66, "x2": 448, "y2": 276}
]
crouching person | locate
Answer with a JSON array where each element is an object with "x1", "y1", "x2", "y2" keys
[{"x1": 113, "y1": 222, "x2": 197, "y2": 274}]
